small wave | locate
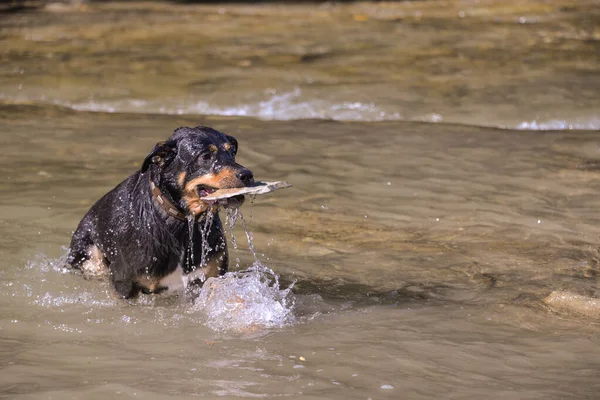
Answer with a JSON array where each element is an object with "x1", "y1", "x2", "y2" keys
[
  {"x1": 52, "y1": 96, "x2": 600, "y2": 131},
  {"x1": 4, "y1": 89, "x2": 598, "y2": 130},
  {"x1": 66, "y1": 88, "x2": 402, "y2": 122},
  {"x1": 515, "y1": 118, "x2": 600, "y2": 131}
]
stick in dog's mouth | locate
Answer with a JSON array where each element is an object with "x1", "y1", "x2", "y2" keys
[
  {"x1": 196, "y1": 185, "x2": 218, "y2": 198},
  {"x1": 199, "y1": 181, "x2": 292, "y2": 201}
]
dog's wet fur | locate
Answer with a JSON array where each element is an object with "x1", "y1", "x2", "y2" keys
[{"x1": 67, "y1": 126, "x2": 254, "y2": 299}]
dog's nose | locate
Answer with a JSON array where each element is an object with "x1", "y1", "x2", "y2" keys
[{"x1": 236, "y1": 168, "x2": 254, "y2": 185}]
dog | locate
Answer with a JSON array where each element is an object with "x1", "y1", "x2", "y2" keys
[{"x1": 67, "y1": 126, "x2": 254, "y2": 299}]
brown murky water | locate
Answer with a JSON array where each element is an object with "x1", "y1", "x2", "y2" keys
[{"x1": 1, "y1": 1, "x2": 600, "y2": 399}]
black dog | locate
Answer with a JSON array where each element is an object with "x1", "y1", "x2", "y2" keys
[{"x1": 67, "y1": 126, "x2": 254, "y2": 299}]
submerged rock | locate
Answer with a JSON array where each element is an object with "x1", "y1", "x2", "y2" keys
[{"x1": 543, "y1": 291, "x2": 600, "y2": 319}]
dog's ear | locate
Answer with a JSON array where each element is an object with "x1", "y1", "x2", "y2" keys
[
  {"x1": 141, "y1": 140, "x2": 177, "y2": 173},
  {"x1": 226, "y1": 135, "x2": 238, "y2": 156}
]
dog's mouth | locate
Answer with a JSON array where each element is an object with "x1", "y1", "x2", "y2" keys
[
  {"x1": 195, "y1": 185, "x2": 218, "y2": 198},
  {"x1": 195, "y1": 185, "x2": 245, "y2": 210}
]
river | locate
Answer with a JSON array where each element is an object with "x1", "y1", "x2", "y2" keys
[{"x1": 1, "y1": 1, "x2": 599, "y2": 399}]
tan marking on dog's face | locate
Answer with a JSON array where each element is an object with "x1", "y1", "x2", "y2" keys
[
  {"x1": 209, "y1": 144, "x2": 218, "y2": 153},
  {"x1": 182, "y1": 168, "x2": 243, "y2": 215},
  {"x1": 185, "y1": 168, "x2": 241, "y2": 190},
  {"x1": 223, "y1": 143, "x2": 231, "y2": 151},
  {"x1": 177, "y1": 171, "x2": 187, "y2": 188}
]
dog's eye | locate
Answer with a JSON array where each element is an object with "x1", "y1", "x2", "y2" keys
[{"x1": 200, "y1": 152, "x2": 213, "y2": 162}]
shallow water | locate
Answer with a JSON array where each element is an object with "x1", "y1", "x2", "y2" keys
[
  {"x1": 1, "y1": 1, "x2": 600, "y2": 399},
  {"x1": 1, "y1": 0, "x2": 599, "y2": 128},
  {"x1": 1, "y1": 108, "x2": 599, "y2": 399}
]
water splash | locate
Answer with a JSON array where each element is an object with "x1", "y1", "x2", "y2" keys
[
  {"x1": 225, "y1": 207, "x2": 240, "y2": 250},
  {"x1": 186, "y1": 212, "x2": 218, "y2": 282},
  {"x1": 238, "y1": 212, "x2": 258, "y2": 263},
  {"x1": 198, "y1": 212, "x2": 215, "y2": 269},
  {"x1": 19, "y1": 250, "x2": 119, "y2": 310},
  {"x1": 14, "y1": 210, "x2": 297, "y2": 333},
  {"x1": 186, "y1": 214, "x2": 195, "y2": 270},
  {"x1": 19, "y1": 251, "x2": 296, "y2": 332},
  {"x1": 192, "y1": 262, "x2": 296, "y2": 332},
  {"x1": 225, "y1": 206, "x2": 257, "y2": 260},
  {"x1": 25, "y1": 250, "x2": 70, "y2": 274},
  {"x1": 187, "y1": 207, "x2": 297, "y2": 332}
]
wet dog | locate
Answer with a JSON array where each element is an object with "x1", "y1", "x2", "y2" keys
[{"x1": 67, "y1": 126, "x2": 254, "y2": 298}]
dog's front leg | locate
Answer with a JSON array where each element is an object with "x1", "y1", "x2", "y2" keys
[{"x1": 109, "y1": 258, "x2": 139, "y2": 299}]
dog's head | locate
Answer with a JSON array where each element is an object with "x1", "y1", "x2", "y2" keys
[{"x1": 141, "y1": 126, "x2": 254, "y2": 216}]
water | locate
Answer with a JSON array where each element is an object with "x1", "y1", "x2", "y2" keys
[
  {"x1": 193, "y1": 262, "x2": 295, "y2": 333},
  {"x1": 194, "y1": 207, "x2": 296, "y2": 333},
  {"x1": 10, "y1": 217, "x2": 296, "y2": 335},
  {"x1": 1, "y1": 1, "x2": 600, "y2": 399},
  {"x1": 2, "y1": 1, "x2": 599, "y2": 129}
]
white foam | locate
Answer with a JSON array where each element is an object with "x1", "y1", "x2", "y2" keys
[
  {"x1": 45, "y1": 88, "x2": 402, "y2": 122},
  {"x1": 4, "y1": 90, "x2": 599, "y2": 130},
  {"x1": 160, "y1": 88, "x2": 403, "y2": 122},
  {"x1": 516, "y1": 118, "x2": 600, "y2": 131},
  {"x1": 63, "y1": 97, "x2": 600, "y2": 130}
]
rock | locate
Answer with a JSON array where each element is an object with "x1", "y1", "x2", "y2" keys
[{"x1": 543, "y1": 291, "x2": 600, "y2": 319}]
